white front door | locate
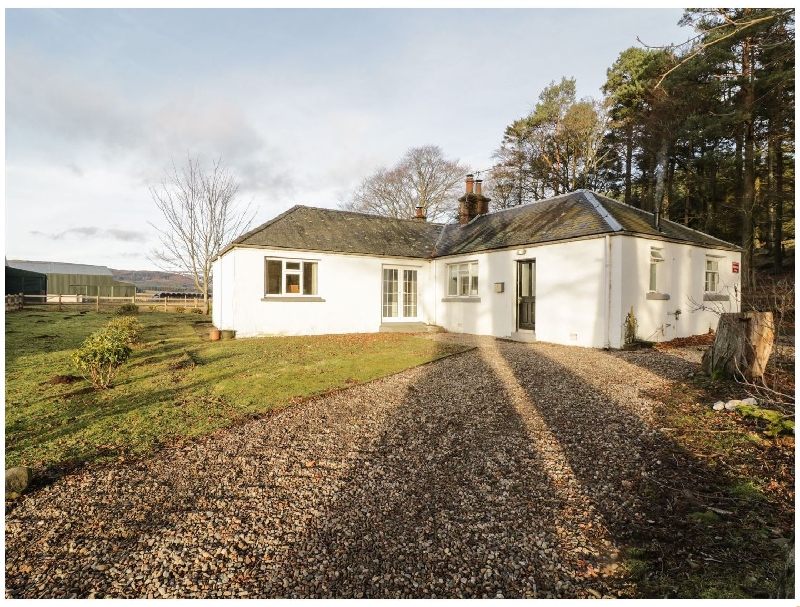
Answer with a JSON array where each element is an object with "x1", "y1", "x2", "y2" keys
[{"x1": 382, "y1": 267, "x2": 418, "y2": 322}]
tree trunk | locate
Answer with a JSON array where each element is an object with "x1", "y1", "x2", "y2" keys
[
  {"x1": 624, "y1": 122, "x2": 633, "y2": 206},
  {"x1": 701, "y1": 312, "x2": 774, "y2": 381},
  {"x1": 773, "y1": 138, "x2": 784, "y2": 271},
  {"x1": 741, "y1": 35, "x2": 757, "y2": 291}
]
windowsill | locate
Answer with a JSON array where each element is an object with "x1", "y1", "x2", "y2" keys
[
  {"x1": 646, "y1": 292, "x2": 670, "y2": 300},
  {"x1": 261, "y1": 296, "x2": 326, "y2": 302},
  {"x1": 703, "y1": 293, "x2": 729, "y2": 302},
  {"x1": 441, "y1": 296, "x2": 481, "y2": 303}
]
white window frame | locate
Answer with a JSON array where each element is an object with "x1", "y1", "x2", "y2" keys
[
  {"x1": 649, "y1": 248, "x2": 664, "y2": 292},
  {"x1": 704, "y1": 256, "x2": 721, "y2": 293},
  {"x1": 447, "y1": 261, "x2": 479, "y2": 297},
  {"x1": 264, "y1": 257, "x2": 319, "y2": 297}
]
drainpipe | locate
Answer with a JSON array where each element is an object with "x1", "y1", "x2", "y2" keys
[{"x1": 604, "y1": 235, "x2": 611, "y2": 349}]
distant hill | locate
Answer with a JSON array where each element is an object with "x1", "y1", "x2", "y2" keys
[{"x1": 110, "y1": 269, "x2": 201, "y2": 292}]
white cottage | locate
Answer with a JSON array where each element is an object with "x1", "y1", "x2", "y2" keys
[{"x1": 213, "y1": 177, "x2": 741, "y2": 349}]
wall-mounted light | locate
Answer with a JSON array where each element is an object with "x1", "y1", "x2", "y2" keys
[
  {"x1": 516, "y1": 249, "x2": 527, "y2": 256},
  {"x1": 494, "y1": 282, "x2": 504, "y2": 293}
]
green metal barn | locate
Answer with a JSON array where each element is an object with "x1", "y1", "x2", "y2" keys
[
  {"x1": 5, "y1": 265, "x2": 47, "y2": 295},
  {"x1": 6, "y1": 260, "x2": 136, "y2": 297}
]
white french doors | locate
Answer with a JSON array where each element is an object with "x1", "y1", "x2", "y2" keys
[{"x1": 382, "y1": 266, "x2": 418, "y2": 322}]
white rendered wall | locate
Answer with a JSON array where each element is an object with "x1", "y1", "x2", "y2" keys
[
  {"x1": 216, "y1": 247, "x2": 432, "y2": 337},
  {"x1": 434, "y1": 237, "x2": 610, "y2": 348},
  {"x1": 212, "y1": 253, "x2": 236, "y2": 331},
  {"x1": 618, "y1": 236, "x2": 741, "y2": 343}
]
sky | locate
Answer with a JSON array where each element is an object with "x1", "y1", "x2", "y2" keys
[{"x1": 5, "y1": 8, "x2": 692, "y2": 271}]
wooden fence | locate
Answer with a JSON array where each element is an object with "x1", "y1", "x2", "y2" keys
[
  {"x1": 6, "y1": 293, "x2": 24, "y2": 312},
  {"x1": 18, "y1": 294, "x2": 209, "y2": 313}
]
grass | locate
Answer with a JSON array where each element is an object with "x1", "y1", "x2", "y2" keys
[
  {"x1": 5, "y1": 310, "x2": 467, "y2": 478},
  {"x1": 619, "y1": 371, "x2": 795, "y2": 599}
]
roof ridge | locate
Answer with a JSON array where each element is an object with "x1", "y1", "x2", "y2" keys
[
  {"x1": 478, "y1": 191, "x2": 577, "y2": 219},
  {"x1": 581, "y1": 191, "x2": 623, "y2": 232},
  {"x1": 315, "y1": 205, "x2": 446, "y2": 226}
]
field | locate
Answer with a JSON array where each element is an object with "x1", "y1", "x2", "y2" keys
[{"x1": 5, "y1": 310, "x2": 466, "y2": 478}]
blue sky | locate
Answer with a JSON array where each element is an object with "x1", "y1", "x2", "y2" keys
[{"x1": 5, "y1": 8, "x2": 690, "y2": 270}]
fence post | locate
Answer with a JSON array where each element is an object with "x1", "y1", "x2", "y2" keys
[
  {"x1": 96, "y1": 294, "x2": 100, "y2": 313},
  {"x1": 18, "y1": 292, "x2": 23, "y2": 311},
  {"x1": 58, "y1": 293, "x2": 62, "y2": 312},
  {"x1": 164, "y1": 295, "x2": 168, "y2": 312}
]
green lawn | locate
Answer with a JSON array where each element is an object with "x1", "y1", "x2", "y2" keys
[{"x1": 5, "y1": 311, "x2": 466, "y2": 476}]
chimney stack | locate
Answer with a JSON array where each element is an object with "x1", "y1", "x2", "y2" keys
[
  {"x1": 414, "y1": 205, "x2": 425, "y2": 221},
  {"x1": 458, "y1": 174, "x2": 491, "y2": 225}
]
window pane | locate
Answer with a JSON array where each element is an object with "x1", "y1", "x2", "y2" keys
[
  {"x1": 448, "y1": 265, "x2": 458, "y2": 296},
  {"x1": 383, "y1": 269, "x2": 398, "y2": 317},
  {"x1": 459, "y1": 264, "x2": 470, "y2": 296},
  {"x1": 286, "y1": 273, "x2": 300, "y2": 293},
  {"x1": 303, "y1": 262, "x2": 317, "y2": 295},
  {"x1": 266, "y1": 260, "x2": 282, "y2": 294},
  {"x1": 286, "y1": 261, "x2": 301, "y2": 270},
  {"x1": 403, "y1": 270, "x2": 417, "y2": 317},
  {"x1": 650, "y1": 263, "x2": 657, "y2": 291},
  {"x1": 470, "y1": 263, "x2": 478, "y2": 295}
]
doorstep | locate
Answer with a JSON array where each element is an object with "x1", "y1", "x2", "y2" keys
[
  {"x1": 379, "y1": 322, "x2": 443, "y2": 333},
  {"x1": 509, "y1": 331, "x2": 537, "y2": 343}
]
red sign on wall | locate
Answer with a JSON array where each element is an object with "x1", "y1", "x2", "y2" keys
[{"x1": 732, "y1": 261, "x2": 740, "y2": 273}]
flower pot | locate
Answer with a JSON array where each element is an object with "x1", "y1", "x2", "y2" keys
[
  {"x1": 209, "y1": 329, "x2": 221, "y2": 341},
  {"x1": 221, "y1": 330, "x2": 236, "y2": 340}
]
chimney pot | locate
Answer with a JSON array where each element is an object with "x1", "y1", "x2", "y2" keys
[
  {"x1": 466, "y1": 174, "x2": 474, "y2": 194},
  {"x1": 415, "y1": 206, "x2": 425, "y2": 220},
  {"x1": 475, "y1": 179, "x2": 482, "y2": 196}
]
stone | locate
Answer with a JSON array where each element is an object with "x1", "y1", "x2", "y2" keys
[
  {"x1": 725, "y1": 400, "x2": 744, "y2": 411},
  {"x1": 712, "y1": 401, "x2": 725, "y2": 411},
  {"x1": 5, "y1": 466, "x2": 33, "y2": 498},
  {"x1": 741, "y1": 397, "x2": 758, "y2": 406}
]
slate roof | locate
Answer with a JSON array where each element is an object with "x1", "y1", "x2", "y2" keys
[
  {"x1": 435, "y1": 191, "x2": 738, "y2": 256},
  {"x1": 222, "y1": 191, "x2": 739, "y2": 260},
  {"x1": 6, "y1": 260, "x2": 115, "y2": 276},
  {"x1": 225, "y1": 206, "x2": 444, "y2": 258}
]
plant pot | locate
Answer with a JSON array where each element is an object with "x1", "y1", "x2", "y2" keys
[
  {"x1": 209, "y1": 329, "x2": 221, "y2": 342},
  {"x1": 221, "y1": 330, "x2": 236, "y2": 340}
]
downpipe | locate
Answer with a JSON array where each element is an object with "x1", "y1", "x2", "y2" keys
[{"x1": 604, "y1": 235, "x2": 611, "y2": 349}]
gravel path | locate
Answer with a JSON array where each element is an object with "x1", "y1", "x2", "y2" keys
[{"x1": 5, "y1": 337, "x2": 697, "y2": 598}]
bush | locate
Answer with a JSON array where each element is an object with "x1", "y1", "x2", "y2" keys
[
  {"x1": 106, "y1": 316, "x2": 142, "y2": 344},
  {"x1": 116, "y1": 303, "x2": 139, "y2": 315},
  {"x1": 72, "y1": 327, "x2": 133, "y2": 389},
  {"x1": 190, "y1": 307, "x2": 203, "y2": 314},
  {"x1": 175, "y1": 306, "x2": 186, "y2": 313}
]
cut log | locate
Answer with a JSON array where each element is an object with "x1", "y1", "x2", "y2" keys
[{"x1": 701, "y1": 311, "x2": 774, "y2": 381}]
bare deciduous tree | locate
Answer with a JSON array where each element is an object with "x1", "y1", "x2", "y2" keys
[
  {"x1": 341, "y1": 145, "x2": 469, "y2": 222},
  {"x1": 148, "y1": 156, "x2": 254, "y2": 313}
]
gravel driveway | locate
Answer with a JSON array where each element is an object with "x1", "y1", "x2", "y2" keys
[{"x1": 5, "y1": 337, "x2": 696, "y2": 598}]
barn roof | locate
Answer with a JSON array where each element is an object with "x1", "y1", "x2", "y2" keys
[{"x1": 6, "y1": 260, "x2": 115, "y2": 276}]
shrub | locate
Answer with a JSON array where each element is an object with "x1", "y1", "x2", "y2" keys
[
  {"x1": 116, "y1": 303, "x2": 139, "y2": 315},
  {"x1": 106, "y1": 316, "x2": 142, "y2": 344},
  {"x1": 175, "y1": 306, "x2": 186, "y2": 313},
  {"x1": 72, "y1": 327, "x2": 132, "y2": 389},
  {"x1": 190, "y1": 307, "x2": 203, "y2": 314}
]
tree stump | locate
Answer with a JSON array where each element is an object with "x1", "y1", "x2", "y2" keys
[{"x1": 701, "y1": 311, "x2": 774, "y2": 381}]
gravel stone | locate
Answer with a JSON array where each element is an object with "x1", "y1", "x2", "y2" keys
[{"x1": 5, "y1": 336, "x2": 698, "y2": 598}]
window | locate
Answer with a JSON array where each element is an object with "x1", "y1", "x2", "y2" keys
[
  {"x1": 447, "y1": 262, "x2": 478, "y2": 296},
  {"x1": 265, "y1": 258, "x2": 318, "y2": 296},
  {"x1": 705, "y1": 258, "x2": 719, "y2": 292},
  {"x1": 649, "y1": 248, "x2": 664, "y2": 292}
]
